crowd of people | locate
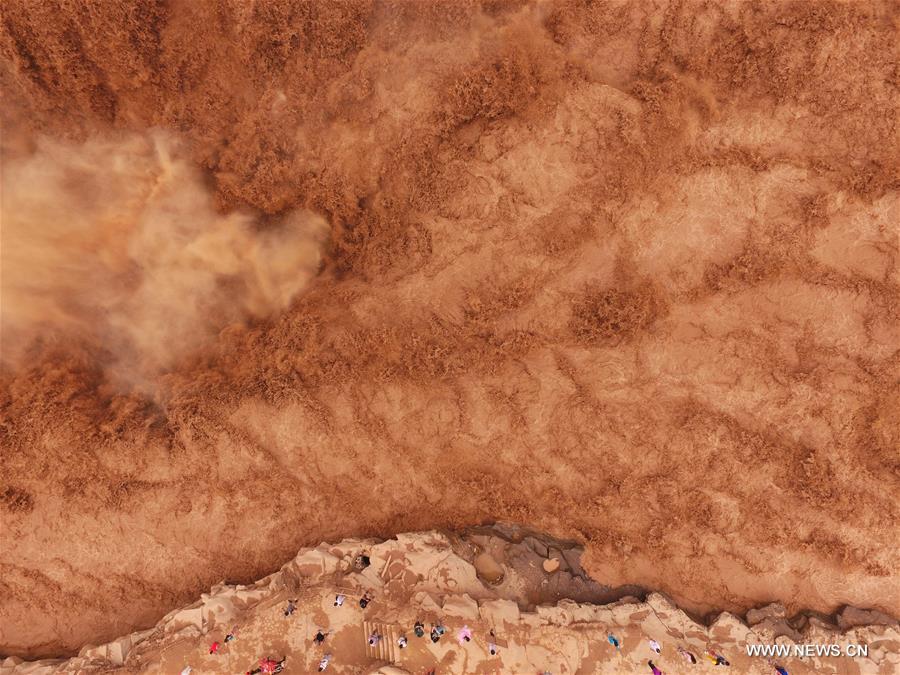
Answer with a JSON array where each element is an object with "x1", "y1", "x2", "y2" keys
[
  {"x1": 610, "y1": 636, "x2": 788, "y2": 675},
  {"x1": 605, "y1": 635, "x2": 735, "y2": 674},
  {"x1": 181, "y1": 550, "x2": 792, "y2": 675},
  {"x1": 606, "y1": 633, "x2": 791, "y2": 674}
]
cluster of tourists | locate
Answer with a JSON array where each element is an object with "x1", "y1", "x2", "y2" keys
[{"x1": 185, "y1": 550, "x2": 790, "y2": 675}]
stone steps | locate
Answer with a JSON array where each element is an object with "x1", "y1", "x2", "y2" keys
[{"x1": 363, "y1": 620, "x2": 398, "y2": 663}]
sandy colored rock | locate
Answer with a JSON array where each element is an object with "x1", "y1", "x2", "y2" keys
[
  {"x1": 479, "y1": 599, "x2": 521, "y2": 627},
  {"x1": 542, "y1": 557, "x2": 561, "y2": 573},
  {"x1": 746, "y1": 602, "x2": 787, "y2": 625},
  {"x1": 536, "y1": 605, "x2": 573, "y2": 626},
  {"x1": 1, "y1": 527, "x2": 898, "y2": 674},
  {"x1": 442, "y1": 594, "x2": 480, "y2": 620},
  {"x1": 163, "y1": 606, "x2": 203, "y2": 633},
  {"x1": 473, "y1": 552, "x2": 504, "y2": 584},
  {"x1": 838, "y1": 606, "x2": 899, "y2": 630}
]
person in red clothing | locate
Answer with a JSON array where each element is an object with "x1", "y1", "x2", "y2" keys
[
  {"x1": 705, "y1": 649, "x2": 730, "y2": 666},
  {"x1": 209, "y1": 641, "x2": 220, "y2": 654},
  {"x1": 258, "y1": 656, "x2": 285, "y2": 674}
]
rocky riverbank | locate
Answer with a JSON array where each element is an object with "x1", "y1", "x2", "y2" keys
[{"x1": 3, "y1": 524, "x2": 897, "y2": 674}]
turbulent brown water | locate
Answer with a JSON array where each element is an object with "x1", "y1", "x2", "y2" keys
[{"x1": 1, "y1": 0, "x2": 898, "y2": 658}]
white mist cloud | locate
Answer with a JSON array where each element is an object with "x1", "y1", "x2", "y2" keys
[{"x1": 0, "y1": 131, "x2": 328, "y2": 384}]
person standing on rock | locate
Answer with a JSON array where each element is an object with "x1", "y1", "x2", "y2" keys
[
  {"x1": 245, "y1": 659, "x2": 267, "y2": 675},
  {"x1": 257, "y1": 657, "x2": 285, "y2": 674},
  {"x1": 180, "y1": 667, "x2": 192, "y2": 675},
  {"x1": 224, "y1": 627, "x2": 237, "y2": 643},
  {"x1": 284, "y1": 599, "x2": 297, "y2": 617},
  {"x1": 368, "y1": 630, "x2": 382, "y2": 647},
  {"x1": 648, "y1": 639, "x2": 661, "y2": 654},
  {"x1": 209, "y1": 640, "x2": 220, "y2": 655},
  {"x1": 318, "y1": 653, "x2": 332, "y2": 672},
  {"x1": 648, "y1": 660, "x2": 664, "y2": 675},
  {"x1": 414, "y1": 620, "x2": 425, "y2": 637},
  {"x1": 773, "y1": 666, "x2": 789, "y2": 675},
  {"x1": 489, "y1": 629, "x2": 499, "y2": 655},
  {"x1": 705, "y1": 650, "x2": 730, "y2": 666},
  {"x1": 314, "y1": 629, "x2": 328, "y2": 645},
  {"x1": 678, "y1": 646, "x2": 697, "y2": 664},
  {"x1": 457, "y1": 625, "x2": 473, "y2": 644},
  {"x1": 608, "y1": 634, "x2": 620, "y2": 649},
  {"x1": 398, "y1": 635, "x2": 408, "y2": 649},
  {"x1": 359, "y1": 591, "x2": 373, "y2": 609},
  {"x1": 334, "y1": 593, "x2": 345, "y2": 607}
]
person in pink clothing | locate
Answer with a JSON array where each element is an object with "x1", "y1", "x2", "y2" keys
[
  {"x1": 648, "y1": 660, "x2": 664, "y2": 675},
  {"x1": 678, "y1": 646, "x2": 697, "y2": 664},
  {"x1": 457, "y1": 625, "x2": 473, "y2": 644}
]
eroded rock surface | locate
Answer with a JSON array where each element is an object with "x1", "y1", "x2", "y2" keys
[{"x1": 3, "y1": 526, "x2": 896, "y2": 674}]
